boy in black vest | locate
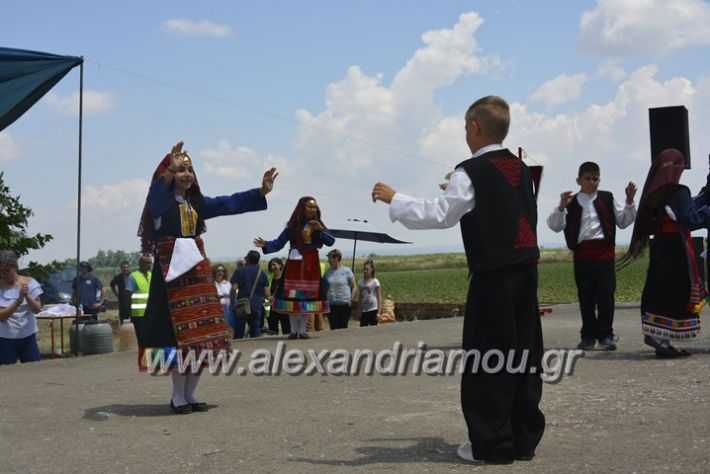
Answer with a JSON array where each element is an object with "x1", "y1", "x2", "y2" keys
[
  {"x1": 548, "y1": 162, "x2": 636, "y2": 350},
  {"x1": 372, "y1": 96, "x2": 545, "y2": 464}
]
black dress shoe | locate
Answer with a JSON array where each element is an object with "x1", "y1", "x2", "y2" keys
[
  {"x1": 644, "y1": 335, "x2": 664, "y2": 350},
  {"x1": 288, "y1": 333, "x2": 298, "y2": 340},
  {"x1": 190, "y1": 402, "x2": 209, "y2": 412},
  {"x1": 655, "y1": 346, "x2": 691, "y2": 358},
  {"x1": 170, "y1": 399, "x2": 193, "y2": 414}
]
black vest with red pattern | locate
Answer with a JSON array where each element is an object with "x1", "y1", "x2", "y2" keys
[
  {"x1": 563, "y1": 191, "x2": 616, "y2": 260},
  {"x1": 456, "y1": 149, "x2": 539, "y2": 272}
]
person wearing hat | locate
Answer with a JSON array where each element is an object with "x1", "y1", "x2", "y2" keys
[
  {"x1": 0, "y1": 250, "x2": 43, "y2": 365},
  {"x1": 71, "y1": 261, "x2": 106, "y2": 320}
]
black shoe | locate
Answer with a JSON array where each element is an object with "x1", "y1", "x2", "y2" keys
[
  {"x1": 190, "y1": 402, "x2": 209, "y2": 412},
  {"x1": 645, "y1": 336, "x2": 690, "y2": 358},
  {"x1": 643, "y1": 335, "x2": 663, "y2": 350},
  {"x1": 288, "y1": 333, "x2": 298, "y2": 340},
  {"x1": 170, "y1": 399, "x2": 192, "y2": 415},
  {"x1": 577, "y1": 338, "x2": 595, "y2": 350},
  {"x1": 655, "y1": 346, "x2": 691, "y2": 358},
  {"x1": 598, "y1": 335, "x2": 618, "y2": 351},
  {"x1": 299, "y1": 332, "x2": 310, "y2": 339}
]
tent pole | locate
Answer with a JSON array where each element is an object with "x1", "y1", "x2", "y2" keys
[{"x1": 73, "y1": 60, "x2": 84, "y2": 355}]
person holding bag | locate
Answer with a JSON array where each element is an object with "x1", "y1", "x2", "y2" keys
[{"x1": 230, "y1": 251, "x2": 270, "y2": 339}]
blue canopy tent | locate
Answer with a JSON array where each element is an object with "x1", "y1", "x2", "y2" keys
[{"x1": 0, "y1": 47, "x2": 85, "y2": 343}]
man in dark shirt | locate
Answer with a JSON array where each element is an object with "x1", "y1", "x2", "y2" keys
[
  {"x1": 229, "y1": 250, "x2": 270, "y2": 339},
  {"x1": 71, "y1": 261, "x2": 106, "y2": 320},
  {"x1": 109, "y1": 260, "x2": 131, "y2": 323}
]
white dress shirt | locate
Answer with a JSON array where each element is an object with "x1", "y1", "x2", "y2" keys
[
  {"x1": 389, "y1": 144, "x2": 504, "y2": 229},
  {"x1": 546, "y1": 191, "x2": 636, "y2": 243}
]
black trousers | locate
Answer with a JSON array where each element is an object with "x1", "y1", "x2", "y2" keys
[
  {"x1": 573, "y1": 258, "x2": 616, "y2": 341},
  {"x1": 131, "y1": 316, "x2": 146, "y2": 347},
  {"x1": 360, "y1": 309, "x2": 379, "y2": 327},
  {"x1": 329, "y1": 304, "x2": 351, "y2": 330},
  {"x1": 267, "y1": 311, "x2": 291, "y2": 335},
  {"x1": 461, "y1": 264, "x2": 545, "y2": 463}
]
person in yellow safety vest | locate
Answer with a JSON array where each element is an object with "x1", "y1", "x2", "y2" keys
[{"x1": 125, "y1": 255, "x2": 153, "y2": 345}]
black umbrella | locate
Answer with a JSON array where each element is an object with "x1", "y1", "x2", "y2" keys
[{"x1": 327, "y1": 218, "x2": 411, "y2": 270}]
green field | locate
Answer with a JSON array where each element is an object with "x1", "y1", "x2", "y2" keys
[
  {"x1": 373, "y1": 251, "x2": 648, "y2": 305},
  {"x1": 90, "y1": 248, "x2": 648, "y2": 305},
  {"x1": 37, "y1": 248, "x2": 648, "y2": 355}
]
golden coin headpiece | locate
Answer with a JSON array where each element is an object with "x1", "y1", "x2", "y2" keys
[{"x1": 182, "y1": 153, "x2": 192, "y2": 166}]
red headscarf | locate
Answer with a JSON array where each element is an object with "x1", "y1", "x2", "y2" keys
[
  {"x1": 618, "y1": 148, "x2": 685, "y2": 268},
  {"x1": 287, "y1": 196, "x2": 326, "y2": 250},
  {"x1": 137, "y1": 152, "x2": 205, "y2": 254}
]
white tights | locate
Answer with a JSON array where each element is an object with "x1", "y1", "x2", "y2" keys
[
  {"x1": 289, "y1": 314, "x2": 309, "y2": 335},
  {"x1": 171, "y1": 372, "x2": 201, "y2": 406}
]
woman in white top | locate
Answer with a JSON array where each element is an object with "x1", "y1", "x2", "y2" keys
[
  {"x1": 0, "y1": 250, "x2": 43, "y2": 365},
  {"x1": 358, "y1": 259, "x2": 381, "y2": 327},
  {"x1": 212, "y1": 263, "x2": 232, "y2": 327}
]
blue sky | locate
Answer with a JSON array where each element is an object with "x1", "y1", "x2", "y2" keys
[{"x1": 3, "y1": 0, "x2": 710, "y2": 264}]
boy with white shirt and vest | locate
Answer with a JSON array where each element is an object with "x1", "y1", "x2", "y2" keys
[
  {"x1": 372, "y1": 95, "x2": 545, "y2": 465},
  {"x1": 547, "y1": 162, "x2": 636, "y2": 351}
]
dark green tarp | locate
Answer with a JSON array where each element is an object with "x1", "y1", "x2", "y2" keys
[{"x1": 0, "y1": 47, "x2": 82, "y2": 132}]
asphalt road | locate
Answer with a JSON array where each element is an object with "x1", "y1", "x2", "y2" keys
[{"x1": 2, "y1": 304, "x2": 709, "y2": 473}]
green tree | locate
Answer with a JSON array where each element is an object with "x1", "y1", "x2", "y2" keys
[{"x1": 0, "y1": 171, "x2": 57, "y2": 278}]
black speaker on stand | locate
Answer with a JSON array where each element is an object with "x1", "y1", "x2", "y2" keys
[{"x1": 649, "y1": 105, "x2": 690, "y2": 168}]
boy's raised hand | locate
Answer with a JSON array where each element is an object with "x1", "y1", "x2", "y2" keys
[
  {"x1": 625, "y1": 181, "x2": 637, "y2": 204},
  {"x1": 558, "y1": 191, "x2": 573, "y2": 211},
  {"x1": 372, "y1": 182, "x2": 396, "y2": 204}
]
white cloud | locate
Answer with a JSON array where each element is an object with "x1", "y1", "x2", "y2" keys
[
  {"x1": 79, "y1": 179, "x2": 150, "y2": 211},
  {"x1": 0, "y1": 132, "x2": 20, "y2": 163},
  {"x1": 45, "y1": 90, "x2": 116, "y2": 116},
  {"x1": 200, "y1": 139, "x2": 292, "y2": 181},
  {"x1": 162, "y1": 19, "x2": 232, "y2": 38},
  {"x1": 295, "y1": 12, "x2": 492, "y2": 181},
  {"x1": 529, "y1": 73, "x2": 588, "y2": 107},
  {"x1": 579, "y1": 0, "x2": 710, "y2": 57},
  {"x1": 392, "y1": 12, "x2": 486, "y2": 96},
  {"x1": 597, "y1": 60, "x2": 626, "y2": 82}
]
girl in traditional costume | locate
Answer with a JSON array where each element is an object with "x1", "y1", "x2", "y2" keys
[
  {"x1": 619, "y1": 148, "x2": 710, "y2": 357},
  {"x1": 138, "y1": 141, "x2": 277, "y2": 413},
  {"x1": 254, "y1": 197, "x2": 334, "y2": 339}
]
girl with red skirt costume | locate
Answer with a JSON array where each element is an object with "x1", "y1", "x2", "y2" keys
[
  {"x1": 619, "y1": 149, "x2": 710, "y2": 357},
  {"x1": 137, "y1": 141, "x2": 277, "y2": 413},
  {"x1": 254, "y1": 197, "x2": 334, "y2": 339}
]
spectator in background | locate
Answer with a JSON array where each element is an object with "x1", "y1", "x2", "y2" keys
[
  {"x1": 358, "y1": 258, "x2": 382, "y2": 327},
  {"x1": 71, "y1": 261, "x2": 106, "y2": 320},
  {"x1": 212, "y1": 263, "x2": 232, "y2": 331},
  {"x1": 110, "y1": 260, "x2": 132, "y2": 324},
  {"x1": 230, "y1": 250, "x2": 270, "y2": 339},
  {"x1": 125, "y1": 255, "x2": 153, "y2": 346},
  {"x1": 0, "y1": 250, "x2": 43, "y2": 365},
  {"x1": 324, "y1": 249, "x2": 356, "y2": 330},
  {"x1": 266, "y1": 257, "x2": 290, "y2": 335}
]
